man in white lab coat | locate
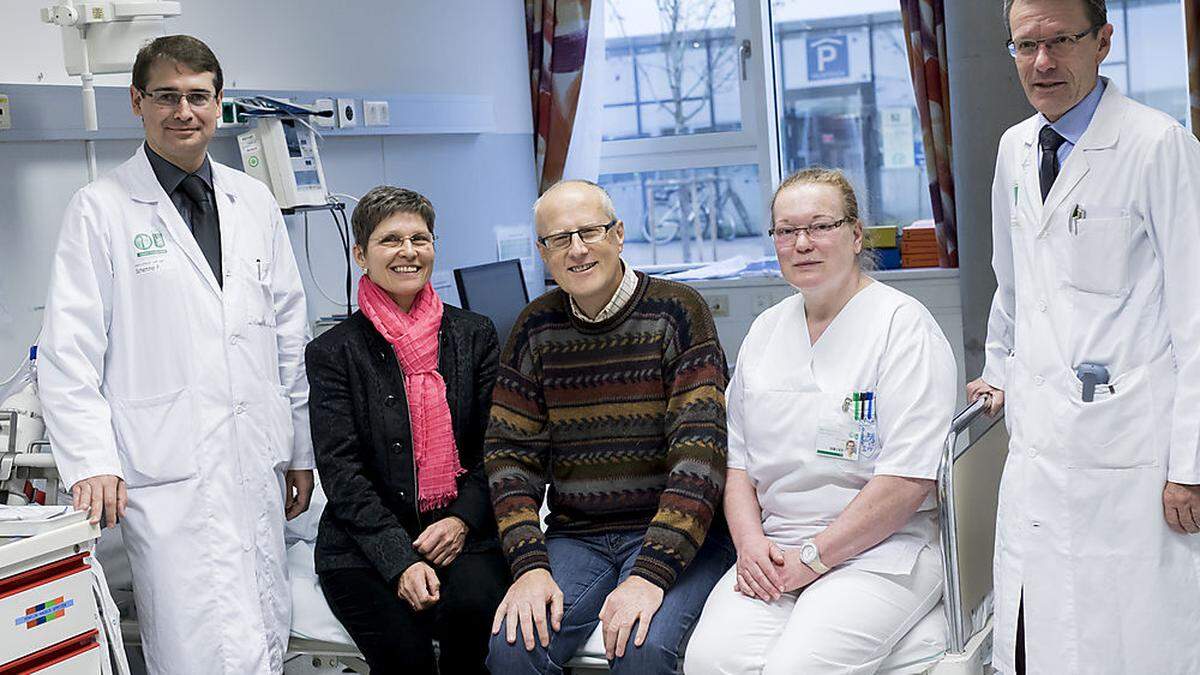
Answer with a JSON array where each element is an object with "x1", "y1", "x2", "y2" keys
[
  {"x1": 38, "y1": 35, "x2": 314, "y2": 674},
  {"x1": 968, "y1": 1, "x2": 1200, "y2": 673}
]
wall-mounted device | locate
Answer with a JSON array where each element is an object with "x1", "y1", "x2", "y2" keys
[
  {"x1": 42, "y1": 1, "x2": 181, "y2": 76},
  {"x1": 41, "y1": 1, "x2": 182, "y2": 180},
  {"x1": 238, "y1": 118, "x2": 328, "y2": 209}
]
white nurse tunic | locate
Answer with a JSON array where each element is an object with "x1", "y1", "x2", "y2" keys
[{"x1": 686, "y1": 281, "x2": 957, "y2": 675}]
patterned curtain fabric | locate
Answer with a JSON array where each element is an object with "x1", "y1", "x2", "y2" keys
[
  {"x1": 899, "y1": 0, "x2": 957, "y2": 267},
  {"x1": 527, "y1": 0, "x2": 593, "y2": 195},
  {"x1": 1187, "y1": 0, "x2": 1199, "y2": 138}
]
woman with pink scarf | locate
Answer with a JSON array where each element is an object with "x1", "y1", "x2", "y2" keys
[{"x1": 306, "y1": 186, "x2": 508, "y2": 674}]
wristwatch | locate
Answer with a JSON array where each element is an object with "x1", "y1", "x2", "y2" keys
[{"x1": 799, "y1": 539, "x2": 829, "y2": 575}]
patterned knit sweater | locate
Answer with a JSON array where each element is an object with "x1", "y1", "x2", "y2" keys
[{"x1": 485, "y1": 272, "x2": 728, "y2": 590}]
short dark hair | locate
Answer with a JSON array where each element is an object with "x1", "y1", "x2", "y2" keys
[
  {"x1": 351, "y1": 186, "x2": 437, "y2": 250},
  {"x1": 132, "y1": 35, "x2": 223, "y2": 93},
  {"x1": 1003, "y1": 0, "x2": 1107, "y2": 35}
]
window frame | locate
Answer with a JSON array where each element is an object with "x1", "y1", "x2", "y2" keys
[{"x1": 599, "y1": 0, "x2": 780, "y2": 242}]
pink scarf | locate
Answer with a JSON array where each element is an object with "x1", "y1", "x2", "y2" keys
[{"x1": 358, "y1": 277, "x2": 463, "y2": 512}]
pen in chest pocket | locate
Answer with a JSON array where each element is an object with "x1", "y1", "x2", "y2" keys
[{"x1": 1069, "y1": 204, "x2": 1086, "y2": 234}]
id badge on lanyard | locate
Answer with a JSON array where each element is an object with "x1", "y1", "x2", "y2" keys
[{"x1": 815, "y1": 392, "x2": 879, "y2": 461}]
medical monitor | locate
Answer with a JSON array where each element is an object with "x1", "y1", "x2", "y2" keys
[{"x1": 454, "y1": 259, "x2": 530, "y2": 345}]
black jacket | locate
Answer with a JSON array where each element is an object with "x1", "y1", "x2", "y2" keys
[{"x1": 305, "y1": 306, "x2": 501, "y2": 585}]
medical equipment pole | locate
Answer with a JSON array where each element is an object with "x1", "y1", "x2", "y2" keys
[{"x1": 78, "y1": 24, "x2": 99, "y2": 182}]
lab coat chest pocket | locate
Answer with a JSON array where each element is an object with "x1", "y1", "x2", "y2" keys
[
  {"x1": 1065, "y1": 365, "x2": 1159, "y2": 470},
  {"x1": 110, "y1": 387, "x2": 200, "y2": 487},
  {"x1": 1065, "y1": 211, "x2": 1131, "y2": 296},
  {"x1": 228, "y1": 254, "x2": 277, "y2": 339}
]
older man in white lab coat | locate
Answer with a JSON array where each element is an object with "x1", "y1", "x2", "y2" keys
[
  {"x1": 968, "y1": 1, "x2": 1200, "y2": 673},
  {"x1": 38, "y1": 35, "x2": 313, "y2": 674}
]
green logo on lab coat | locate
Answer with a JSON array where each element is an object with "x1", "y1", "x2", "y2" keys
[{"x1": 133, "y1": 231, "x2": 168, "y2": 257}]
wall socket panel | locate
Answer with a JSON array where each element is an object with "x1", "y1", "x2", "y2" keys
[
  {"x1": 313, "y1": 98, "x2": 336, "y2": 128},
  {"x1": 363, "y1": 100, "x2": 390, "y2": 127},
  {"x1": 0, "y1": 94, "x2": 10, "y2": 130},
  {"x1": 336, "y1": 98, "x2": 358, "y2": 128}
]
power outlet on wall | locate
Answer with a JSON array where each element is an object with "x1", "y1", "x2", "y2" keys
[
  {"x1": 363, "y1": 100, "x2": 390, "y2": 127},
  {"x1": 0, "y1": 94, "x2": 11, "y2": 130},
  {"x1": 336, "y1": 98, "x2": 358, "y2": 128}
]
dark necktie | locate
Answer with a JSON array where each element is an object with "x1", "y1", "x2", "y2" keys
[
  {"x1": 1039, "y1": 125, "x2": 1068, "y2": 203},
  {"x1": 179, "y1": 174, "x2": 223, "y2": 286}
]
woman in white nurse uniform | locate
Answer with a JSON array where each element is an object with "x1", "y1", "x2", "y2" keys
[{"x1": 685, "y1": 168, "x2": 956, "y2": 674}]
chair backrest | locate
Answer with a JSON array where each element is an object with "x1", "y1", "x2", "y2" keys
[
  {"x1": 453, "y1": 259, "x2": 530, "y2": 346},
  {"x1": 951, "y1": 418, "x2": 1008, "y2": 633}
]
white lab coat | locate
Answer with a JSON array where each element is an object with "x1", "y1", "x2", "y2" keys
[
  {"x1": 983, "y1": 80, "x2": 1200, "y2": 674},
  {"x1": 38, "y1": 146, "x2": 314, "y2": 674}
]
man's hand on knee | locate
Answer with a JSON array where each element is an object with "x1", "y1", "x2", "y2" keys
[
  {"x1": 598, "y1": 575, "x2": 664, "y2": 660},
  {"x1": 70, "y1": 474, "x2": 126, "y2": 528},
  {"x1": 491, "y1": 568, "x2": 563, "y2": 651}
]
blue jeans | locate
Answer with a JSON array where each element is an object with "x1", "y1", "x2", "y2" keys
[{"x1": 486, "y1": 526, "x2": 735, "y2": 675}]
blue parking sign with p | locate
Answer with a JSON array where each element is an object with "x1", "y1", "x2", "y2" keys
[{"x1": 808, "y1": 35, "x2": 849, "y2": 81}]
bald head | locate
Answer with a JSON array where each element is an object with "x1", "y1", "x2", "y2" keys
[{"x1": 533, "y1": 180, "x2": 617, "y2": 235}]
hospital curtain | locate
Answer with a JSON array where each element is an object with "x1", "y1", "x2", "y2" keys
[
  {"x1": 1187, "y1": 0, "x2": 1199, "y2": 138},
  {"x1": 900, "y1": 0, "x2": 957, "y2": 268},
  {"x1": 527, "y1": 0, "x2": 593, "y2": 194}
]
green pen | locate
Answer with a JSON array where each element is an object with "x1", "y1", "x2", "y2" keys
[{"x1": 852, "y1": 392, "x2": 861, "y2": 420}]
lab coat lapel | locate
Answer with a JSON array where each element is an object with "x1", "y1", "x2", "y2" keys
[
  {"x1": 1037, "y1": 84, "x2": 1124, "y2": 235},
  {"x1": 212, "y1": 163, "x2": 240, "y2": 292},
  {"x1": 127, "y1": 148, "x2": 222, "y2": 298},
  {"x1": 1039, "y1": 152, "x2": 1091, "y2": 235},
  {"x1": 1019, "y1": 130, "x2": 1043, "y2": 226}
]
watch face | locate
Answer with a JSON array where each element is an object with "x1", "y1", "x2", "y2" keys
[{"x1": 800, "y1": 543, "x2": 816, "y2": 563}]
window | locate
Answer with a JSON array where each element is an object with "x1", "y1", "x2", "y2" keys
[
  {"x1": 770, "y1": 3, "x2": 931, "y2": 231},
  {"x1": 604, "y1": 0, "x2": 742, "y2": 140},
  {"x1": 1101, "y1": 0, "x2": 1190, "y2": 125},
  {"x1": 603, "y1": 164, "x2": 765, "y2": 265},
  {"x1": 600, "y1": 0, "x2": 768, "y2": 267}
]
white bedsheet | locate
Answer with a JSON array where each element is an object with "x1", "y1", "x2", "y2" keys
[{"x1": 284, "y1": 480, "x2": 356, "y2": 646}]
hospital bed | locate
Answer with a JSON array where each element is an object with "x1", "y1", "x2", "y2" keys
[{"x1": 54, "y1": 398, "x2": 1006, "y2": 675}]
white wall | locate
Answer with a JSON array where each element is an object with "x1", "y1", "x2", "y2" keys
[
  {"x1": 1, "y1": 0, "x2": 533, "y2": 134},
  {"x1": 0, "y1": 0, "x2": 539, "y2": 374}
]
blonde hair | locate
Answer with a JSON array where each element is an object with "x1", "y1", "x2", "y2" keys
[{"x1": 771, "y1": 167, "x2": 877, "y2": 271}]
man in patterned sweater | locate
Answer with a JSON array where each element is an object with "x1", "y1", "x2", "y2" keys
[{"x1": 485, "y1": 180, "x2": 735, "y2": 674}]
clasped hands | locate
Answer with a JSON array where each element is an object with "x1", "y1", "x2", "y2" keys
[
  {"x1": 490, "y1": 569, "x2": 665, "y2": 660},
  {"x1": 397, "y1": 515, "x2": 468, "y2": 611},
  {"x1": 733, "y1": 536, "x2": 820, "y2": 602}
]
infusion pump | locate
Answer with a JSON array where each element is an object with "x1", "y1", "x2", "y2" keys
[{"x1": 237, "y1": 118, "x2": 328, "y2": 209}]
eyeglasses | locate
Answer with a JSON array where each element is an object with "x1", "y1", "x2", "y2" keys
[
  {"x1": 537, "y1": 220, "x2": 617, "y2": 251},
  {"x1": 372, "y1": 232, "x2": 436, "y2": 251},
  {"x1": 768, "y1": 217, "x2": 852, "y2": 244},
  {"x1": 1007, "y1": 25, "x2": 1102, "y2": 59},
  {"x1": 139, "y1": 89, "x2": 217, "y2": 109}
]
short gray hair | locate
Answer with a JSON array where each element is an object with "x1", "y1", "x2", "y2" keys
[
  {"x1": 532, "y1": 180, "x2": 617, "y2": 225},
  {"x1": 350, "y1": 185, "x2": 436, "y2": 250},
  {"x1": 1003, "y1": 0, "x2": 1107, "y2": 35}
]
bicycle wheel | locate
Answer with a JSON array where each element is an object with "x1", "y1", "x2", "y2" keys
[
  {"x1": 717, "y1": 190, "x2": 753, "y2": 240},
  {"x1": 642, "y1": 203, "x2": 681, "y2": 245}
]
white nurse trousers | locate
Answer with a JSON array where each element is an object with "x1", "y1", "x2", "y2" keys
[{"x1": 684, "y1": 544, "x2": 944, "y2": 674}]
